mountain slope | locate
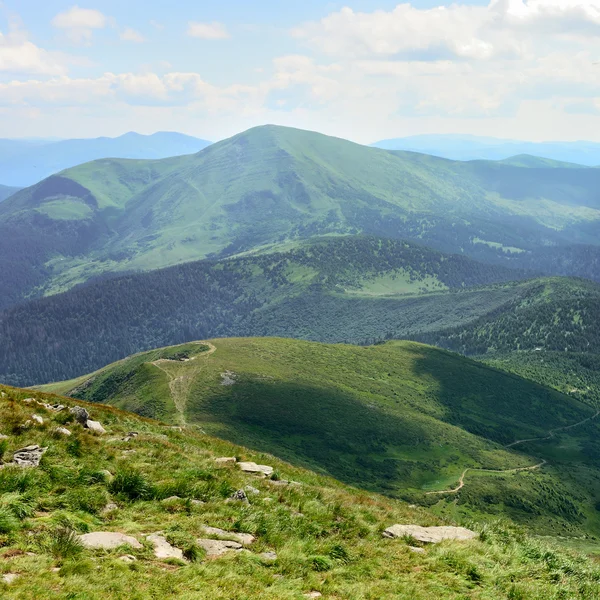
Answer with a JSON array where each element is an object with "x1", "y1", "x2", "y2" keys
[
  {"x1": 0, "y1": 132, "x2": 211, "y2": 187},
  {"x1": 41, "y1": 337, "x2": 600, "y2": 539},
  {"x1": 2, "y1": 125, "x2": 600, "y2": 309},
  {"x1": 2, "y1": 385, "x2": 599, "y2": 599},
  {"x1": 0, "y1": 236, "x2": 534, "y2": 386},
  {"x1": 0, "y1": 184, "x2": 20, "y2": 202}
]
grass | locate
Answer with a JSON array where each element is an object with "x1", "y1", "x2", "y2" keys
[
  {"x1": 41, "y1": 336, "x2": 600, "y2": 540},
  {"x1": 2, "y1": 385, "x2": 600, "y2": 598}
]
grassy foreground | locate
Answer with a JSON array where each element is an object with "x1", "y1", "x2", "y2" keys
[{"x1": 1, "y1": 385, "x2": 600, "y2": 599}]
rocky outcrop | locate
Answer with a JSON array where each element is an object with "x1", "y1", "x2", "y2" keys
[
  {"x1": 383, "y1": 525, "x2": 477, "y2": 543},
  {"x1": 196, "y1": 538, "x2": 243, "y2": 557},
  {"x1": 238, "y1": 461, "x2": 273, "y2": 476},
  {"x1": 214, "y1": 457, "x2": 237, "y2": 465},
  {"x1": 11, "y1": 445, "x2": 47, "y2": 467},
  {"x1": 69, "y1": 406, "x2": 89, "y2": 425},
  {"x1": 146, "y1": 533, "x2": 186, "y2": 561},
  {"x1": 86, "y1": 420, "x2": 106, "y2": 434},
  {"x1": 229, "y1": 489, "x2": 249, "y2": 503},
  {"x1": 79, "y1": 532, "x2": 142, "y2": 550},
  {"x1": 55, "y1": 427, "x2": 72, "y2": 436},
  {"x1": 202, "y1": 527, "x2": 255, "y2": 546}
]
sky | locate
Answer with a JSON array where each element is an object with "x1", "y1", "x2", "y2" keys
[{"x1": 1, "y1": 0, "x2": 600, "y2": 143}]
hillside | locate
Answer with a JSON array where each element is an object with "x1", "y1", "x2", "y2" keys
[
  {"x1": 0, "y1": 132, "x2": 212, "y2": 187},
  {"x1": 41, "y1": 337, "x2": 600, "y2": 540},
  {"x1": 1, "y1": 386, "x2": 598, "y2": 599},
  {"x1": 0, "y1": 185, "x2": 19, "y2": 203},
  {"x1": 2, "y1": 125, "x2": 600, "y2": 309},
  {"x1": 0, "y1": 236, "x2": 535, "y2": 386}
]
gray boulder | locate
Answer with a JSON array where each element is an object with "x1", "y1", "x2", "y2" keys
[
  {"x1": 146, "y1": 533, "x2": 186, "y2": 561},
  {"x1": 12, "y1": 445, "x2": 47, "y2": 467},
  {"x1": 202, "y1": 526, "x2": 255, "y2": 546},
  {"x1": 86, "y1": 420, "x2": 106, "y2": 434},
  {"x1": 69, "y1": 406, "x2": 89, "y2": 425},
  {"x1": 79, "y1": 532, "x2": 142, "y2": 550},
  {"x1": 229, "y1": 489, "x2": 249, "y2": 503},
  {"x1": 238, "y1": 461, "x2": 273, "y2": 476},
  {"x1": 196, "y1": 538, "x2": 242, "y2": 557}
]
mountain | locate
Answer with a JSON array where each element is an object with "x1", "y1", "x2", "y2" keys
[
  {"x1": 372, "y1": 134, "x2": 600, "y2": 166},
  {"x1": 40, "y1": 337, "x2": 600, "y2": 540},
  {"x1": 0, "y1": 236, "x2": 535, "y2": 386},
  {"x1": 2, "y1": 124, "x2": 600, "y2": 311},
  {"x1": 0, "y1": 184, "x2": 20, "y2": 202},
  {"x1": 0, "y1": 132, "x2": 212, "y2": 187},
  {"x1": 2, "y1": 385, "x2": 598, "y2": 598}
]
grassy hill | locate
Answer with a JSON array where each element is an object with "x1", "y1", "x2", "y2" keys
[
  {"x1": 0, "y1": 185, "x2": 19, "y2": 203},
  {"x1": 2, "y1": 125, "x2": 600, "y2": 309},
  {"x1": 40, "y1": 337, "x2": 600, "y2": 540},
  {"x1": 0, "y1": 236, "x2": 535, "y2": 387},
  {"x1": 2, "y1": 386, "x2": 599, "y2": 599}
]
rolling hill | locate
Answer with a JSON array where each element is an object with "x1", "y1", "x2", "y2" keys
[
  {"x1": 2, "y1": 125, "x2": 600, "y2": 310},
  {"x1": 0, "y1": 132, "x2": 212, "y2": 187},
  {"x1": 0, "y1": 236, "x2": 535, "y2": 386},
  {"x1": 1, "y1": 384, "x2": 598, "y2": 599},
  {"x1": 372, "y1": 134, "x2": 600, "y2": 165},
  {"x1": 40, "y1": 337, "x2": 600, "y2": 540}
]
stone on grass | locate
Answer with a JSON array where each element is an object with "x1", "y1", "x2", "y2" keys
[
  {"x1": 304, "y1": 593, "x2": 322, "y2": 598},
  {"x1": 229, "y1": 489, "x2": 249, "y2": 503},
  {"x1": 31, "y1": 414, "x2": 43, "y2": 425},
  {"x1": 22, "y1": 398, "x2": 35, "y2": 404},
  {"x1": 245, "y1": 485, "x2": 260, "y2": 496},
  {"x1": 408, "y1": 546, "x2": 426, "y2": 554},
  {"x1": 147, "y1": 533, "x2": 186, "y2": 561},
  {"x1": 55, "y1": 427, "x2": 71, "y2": 436},
  {"x1": 383, "y1": 525, "x2": 477, "y2": 544},
  {"x1": 260, "y1": 551, "x2": 277, "y2": 561},
  {"x1": 86, "y1": 420, "x2": 106, "y2": 434},
  {"x1": 102, "y1": 503, "x2": 118, "y2": 514},
  {"x1": 215, "y1": 457, "x2": 237, "y2": 466},
  {"x1": 161, "y1": 496, "x2": 182, "y2": 503},
  {"x1": 79, "y1": 532, "x2": 142, "y2": 550},
  {"x1": 0, "y1": 434, "x2": 8, "y2": 440},
  {"x1": 119, "y1": 555, "x2": 136, "y2": 563},
  {"x1": 196, "y1": 538, "x2": 242, "y2": 557},
  {"x1": 69, "y1": 406, "x2": 89, "y2": 425},
  {"x1": 12, "y1": 445, "x2": 47, "y2": 467},
  {"x1": 238, "y1": 462, "x2": 273, "y2": 476},
  {"x1": 203, "y1": 526, "x2": 255, "y2": 546},
  {"x1": 2, "y1": 573, "x2": 18, "y2": 584}
]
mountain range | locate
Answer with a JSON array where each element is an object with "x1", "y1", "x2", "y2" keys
[
  {"x1": 372, "y1": 134, "x2": 600, "y2": 166},
  {"x1": 1, "y1": 124, "x2": 600, "y2": 312},
  {"x1": 0, "y1": 131, "x2": 211, "y2": 188}
]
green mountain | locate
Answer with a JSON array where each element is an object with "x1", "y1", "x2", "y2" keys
[
  {"x1": 41, "y1": 337, "x2": 600, "y2": 541},
  {"x1": 0, "y1": 185, "x2": 20, "y2": 203},
  {"x1": 3, "y1": 384, "x2": 599, "y2": 599},
  {"x1": 2, "y1": 125, "x2": 600, "y2": 310},
  {"x1": 0, "y1": 236, "x2": 534, "y2": 386}
]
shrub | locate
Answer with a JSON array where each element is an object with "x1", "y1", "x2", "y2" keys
[
  {"x1": 1, "y1": 492, "x2": 36, "y2": 519},
  {"x1": 44, "y1": 527, "x2": 84, "y2": 560},
  {"x1": 109, "y1": 468, "x2": 154, "y2": 501},
  {"x1": 328, "y1": 542, "x2": 351, "y2": 564},
  {"x1": 0, "y1": 506, "x2": 19, "y2": 534},
  {"x1": 311, "y1": 555, "x2": 333, "y2": 572}
]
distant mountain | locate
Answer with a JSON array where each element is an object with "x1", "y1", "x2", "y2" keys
[
  {"x1": 0, "y1": 184, "x2": 20, "y2": 202},
  {"x1": 1, "y1": 124, "x2": 600, "y2": 310},
  {"x1": 372, "y1": 134, "x2": 600, "y2": 166},
  {"x1": 0, "y1": 131, "x2": 212, "y2": 186}
]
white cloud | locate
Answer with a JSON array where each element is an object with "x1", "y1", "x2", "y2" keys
[
  {"x1": 0, "y1": 30, "x2": 67, "y2": 75},
  {"x1": 120, "y1": 28, "x2": 145, "y2": 43},
  {"x1": 51, "y1": 5, "x2": 107, "y2": 44},
  {"x1": 187, "y1": 21, "x2": 230, "y2": 40}
]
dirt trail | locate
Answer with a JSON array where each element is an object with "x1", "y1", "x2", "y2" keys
[
  {"x1": 151, "y1": 342, "x2": 216, "y2": 425},
  {"x1": 426, "y1": 408, "x2": 599, "y2": 496}
]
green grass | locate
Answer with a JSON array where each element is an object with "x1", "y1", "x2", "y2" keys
[
  {"x1": 2, "y1": 384, "x2": 600, "y2": 598},
  {"x1": 40, "y1": 337, "x2": 600, "y2": 540}
]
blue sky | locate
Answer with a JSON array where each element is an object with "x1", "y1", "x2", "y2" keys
[{"x1": 0, "y1": 1, "x2": 599, "y2": 142}]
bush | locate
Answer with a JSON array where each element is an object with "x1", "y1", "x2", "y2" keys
[
  {"x1": 44, "y1": 527, "x2": 84, "y2": 560},
  {"x1": 1, "y1": 492, "x2": 36, "y2": 519},
  {"x1": 109, "y1": 468, "x2": 154, "y2": 501},
  {"x1": 311, "y1": 555, "x2": 333, "y2": 572},
  {"x1": 0, "y1": 506, "x2": 19, "y2": 534}
]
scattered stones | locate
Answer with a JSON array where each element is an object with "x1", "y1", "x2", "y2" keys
[
  {"x1": 202, "y1": 527, "x2": 255, "y2": 546},
  {"x1": 229, "y1": 489, "x2": 249, "y2": 503},
  {"x1": 123, "y1": 432, "x2": 139, "y2": 442},
  {"x1": 238, "y1": 462, "x2": 274, "y2": 476},
  {"x1": 196, "y1": 538, "x2": 243, "y2": 557},
  {"x1": 31, "y1": 414, "x2": 43, "y2": 425},
  {"x1": 79, "y1": 532, "x2": 143, "y2": 550},
  {"x1": 408, "y1": 546, "x2": 426, "y2": 554},
  {"x1": 54, "y1": 427, "x2": 71, "y2": 436},
  {"x1": 69, "y1": 406, "x2": 89, "y2": 425},
  {"x1": 119, "y1": 555, "x2": 136, "y2": 563},
  {"x1": 220, "y1": 371, "x2": 237, "y2": 386},
  {"x1": 147, "y1": 533, "x2": 186, "y2": 561},
  {"x1": 383, "y1": 525, "x2": 478, "y2": 544},
  {"x1": 86, "y1": 420, "x2": 106, "y2": 435},
  {"x1": 245, "y1": 485, "x2": 260, "y2": 496},
  {"x1": 214, "y1": 457, "x2": 237, "y2": 466},
  {"x1": 2, "y1": 573, "x2": 18, "y2": 584},
  {"x1": 12, "y1": 445, "x2": 47, "y2": 467}
]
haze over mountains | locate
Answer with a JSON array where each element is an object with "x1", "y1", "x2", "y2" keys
[
  {"x1": 372, "y1": 134, "x2": 600, "y2": 166},
  {"x1": 0, "y1": 132, "x2": 212, "y2": 187}
]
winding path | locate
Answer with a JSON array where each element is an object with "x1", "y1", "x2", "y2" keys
[
  {"x1": 151, "y1": 342, "x2": 216, "y2": 424},
  {"x1": 426, "y1": 408, "x2": 599, "y2": 496}
]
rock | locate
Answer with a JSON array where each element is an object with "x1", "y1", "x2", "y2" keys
[
  {"x1": 304, "y1": 593, "x2": 322, "y2": 598},
  {"x1": 269, "y1": 479, "x2": 290, "y2": 487},
  {"x1": 147, "y1": 533, "x2": 186, "y2": 561},
  {"x1": 190, "y1": 499, "x2": 204, "y2": 506},
  {"x1": 238, "y1": 462, "x2": 274, "y2": 476},
  {"x1": 2, "y1": 573, "x2": 18, "y2": 584},
  {"x1": 408, "y1": 546, "x2": 426, "y2": 554},
  {"x1": 50, "y1": 404, "x2": 65, "y2": 412},
  {"x1": 102, "y1": 502, "x2": 118, "y2": 514},
  {"x1": 245, "y1": 485, "x2": 260, "y2": 496},
  {"x1": 127, "y1": 432, "x2": 139, "y2": 437},
  {"x1": 12, "y1": 445, "x2": 47, "y2": 467},
  {"x1": 119, "y1": 555, "x2": 136, "y2": 563},
  {"x1": 382, "y1": 525, "x2": 478, "y2": 544},
  {"x1": 99, "y1": 470, "x2": 113, "y2": 481},
  {"x1": 86, "y1": 420, "x2": 106, "y2": 434},
  {"x1": 31, "y1": 414, "x2": 43, "y2": 425},
  {"x1": 196, "y1": 538, "x2": 242, "y2": 557},
  {"x1": 260, "y1": 551, "x2": 277, "y2": 561},
  {"x1": 214, "y1": 457, "x2": 237, "y2": 466},
  {"x1": 229, "y1": 489, "x2": 249, "y2": 503},
  {"x1": 69, "y1": 406, "x2": 89, "y2": 425},
  {"x1": 202, "y1": 526, "x2": 255, "y2": 546},
  {"x1": 0, "y1": 434, "x2": 8, "y2": 440},
  {"x1": 55, "y1": 427, "x2": 71, "y2": 436},
  {"x1": 79, "y1": 532, "x2": 142, "y2": 550},
  {"x1": 221, "y1": 371, "x2": 236, "y2": 386},
  {"x1": 161, "y1": 496, "x2": 182, "y2": 503},
  {"x1": 22, "y1": 398, "x2": 35, "y2": 404}
]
